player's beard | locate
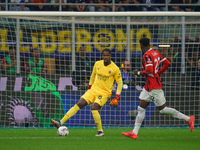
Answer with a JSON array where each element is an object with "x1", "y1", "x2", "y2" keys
[{"x1": 104, "y1": 59, "x2": 110, "y2": 66}]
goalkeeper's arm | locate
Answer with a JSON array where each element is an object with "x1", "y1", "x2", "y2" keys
[
  {"x1": 109, "y1": 74, "x2": 123, "y2": 108},
  {"x1": 89, "y1": 62, "x2": 97, "y2": 85}
]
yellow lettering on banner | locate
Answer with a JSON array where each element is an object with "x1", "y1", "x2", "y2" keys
[
  {"x1": 0, "y1": 29, "x2": 9, "y2": 52},
  {"x1": 19, "y1": 30, "x2": 30, "y2": 52},
  {"x1": 58, "y1": 30, "x2": 71, "y2": 53},
  {"x1": 115, "y1": 29, "x2": 126, "y2": 52},
  {"x1": 31, "y1": 33, "x2": 39, "y2": 49},
  {"x1": 136, "y1": 28, "x2": 151, "y2": 51},
  {"x1": 93, "y1": 29, "x2": 115, "y2": 51},
  {"x1": 115, "y1": 29, "x2": 136, "y2": 52},
  {"x1": 76, "y1": 29, "x2": 92, "y2": 52},
  {"x1": 40, "y1": 31, "x2": 57, "y2": 53}
]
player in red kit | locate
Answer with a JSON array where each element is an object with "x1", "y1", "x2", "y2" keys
[{"x1": 122, "y1": 38, "x2": 194, "y2": 139}]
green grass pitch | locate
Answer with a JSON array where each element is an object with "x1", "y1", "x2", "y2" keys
[{"x1": 0, "y1": 128, "x2": 199, "y2": 150}]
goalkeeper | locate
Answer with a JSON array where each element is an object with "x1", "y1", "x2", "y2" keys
[{"x1": 51, "y1": 49, "x2": 122, "y2": 136}]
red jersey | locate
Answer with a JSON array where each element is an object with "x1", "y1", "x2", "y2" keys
[{"x1": 141, "y1": 48, "x2": 171, "y2": 92}]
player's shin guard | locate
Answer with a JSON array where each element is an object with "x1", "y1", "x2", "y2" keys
[
  {"x1": 160, "y1": 107, "x2": 190, "y2": 121},
  {"x1": 133, "y1": 106, "x2": 146, "y2": 135},
  {"x1": 92, "y1": 110, "x2": 102, "y2": 131},
  {"x1": 61, "y1": 104, "x2": 80, "y2": 123}
]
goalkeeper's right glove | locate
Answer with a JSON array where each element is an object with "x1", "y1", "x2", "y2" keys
[{"x1": 87, "y1": 85, "x2": 91, "y2": 90}]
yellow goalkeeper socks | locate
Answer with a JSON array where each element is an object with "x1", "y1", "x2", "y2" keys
[
  {"x1": 61, "y1": 104, "x2": 80, "y2": 123},
  {"x1": 92, "y1": 110, "x2": 102, "y2": 131}
]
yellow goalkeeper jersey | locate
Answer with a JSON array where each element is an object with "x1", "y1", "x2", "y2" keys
[{"x1": 89, "y1": 60, "x2": 122, "y2": 95}]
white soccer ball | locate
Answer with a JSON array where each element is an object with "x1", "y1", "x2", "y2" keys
[
  {"x1": 127, "y1": 110, "x2": 138, "y2": 120},
  {"x1": 57, "y1": 126, "x2": 69, "y2": 136}
]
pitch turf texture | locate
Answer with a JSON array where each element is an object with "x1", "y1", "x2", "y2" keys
[{"x1": 0, "y1": 128, "x2": 199, "y2": 150}]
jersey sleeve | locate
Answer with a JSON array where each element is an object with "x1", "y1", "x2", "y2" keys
[
  {"x1": 114, "y1": 67, "x2": 122, "y2": 95},
  {"x1": 89, "y1": 62, "x2": 97, "y2": 85},
  {"x1": 157, "y1": 53, "x2": 171, "y2": 75}
]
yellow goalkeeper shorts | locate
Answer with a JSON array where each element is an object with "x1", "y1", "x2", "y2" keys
[{"x1": 81, "y1": 89, "x2": 111, "y2": 108}]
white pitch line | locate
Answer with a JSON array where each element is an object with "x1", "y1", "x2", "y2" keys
[
  {"x1": 0, "y1": 136, "x2": 125, "y2": 140},
  {"x1": 0, "y1": 137, "x2": 67, "y2": 139}
]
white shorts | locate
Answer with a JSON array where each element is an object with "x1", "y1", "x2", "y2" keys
[{"x1": 139, "y1": 88, "x2": 166, "y2": 107}]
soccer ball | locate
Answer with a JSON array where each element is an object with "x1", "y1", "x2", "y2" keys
[
  {"x1": 127, "y1": 110, "x2": 138, "y2": 120},
  {"x1": 57, "y1": 126, "x2": 69, "y2": 136}
]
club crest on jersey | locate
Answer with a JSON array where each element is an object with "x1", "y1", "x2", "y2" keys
[
  {"x1": 98, "y1": 95, "x2": 102, "y2": 99},
  {"x1": 109, "y1": 70, "x2": 111, "y2": 74}
]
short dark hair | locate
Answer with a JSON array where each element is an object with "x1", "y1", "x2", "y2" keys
[
  {"x1": 102, "y1": 48, "x2": 111, "y2": 54},
  {"x1": 9, "y1": 45, "x2": 16, "y2": 50},
  {"x1": 139, "y1": 38, "x2": 150, "y2": 46}
]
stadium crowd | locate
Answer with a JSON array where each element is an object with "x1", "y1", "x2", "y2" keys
[{"x1": 0, "y1": 0, "x2": 200, "y2": 12}]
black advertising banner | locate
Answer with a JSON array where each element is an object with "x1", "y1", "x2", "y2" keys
[{"x1": 0, "y1": 73, "x2": 67, "y2": 127}]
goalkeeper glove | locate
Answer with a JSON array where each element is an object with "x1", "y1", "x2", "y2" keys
[
  {"x1": 87, "y1": 84, "x2": 91, "y2": 90},
  {"x1": 109, "y1": 94, "x2": 120, "y2": 108}
]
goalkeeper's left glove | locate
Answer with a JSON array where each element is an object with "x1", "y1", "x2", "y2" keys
[
  {"x1": 109, "y1": 94, "x2": 120, "y2": 108},
  {"x1": 87, "y1": 84, "x2": 92, "y2": 90}
]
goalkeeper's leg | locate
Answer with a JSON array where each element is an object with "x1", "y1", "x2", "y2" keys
[
  {"x1": 60, "y1": 98, "x2": 87, "y2": 125},
  {"x1": 51, "y1": 103, "x2": 81, "y2": 128},
  {"x1": 91, "y1": 103, "x2": 104, "y2": 136}
]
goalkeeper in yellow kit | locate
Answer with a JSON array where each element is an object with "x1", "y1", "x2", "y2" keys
[{"x1": 51, "y1": 49, "x2": 123, "y2": 136}]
